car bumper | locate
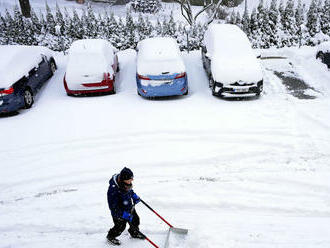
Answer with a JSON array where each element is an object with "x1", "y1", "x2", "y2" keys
[
  {"x1": 137, "y1": 77, "x2": 188, "y2": 97},
  {"x1": 0, "y1": 94, "x2": 24, "y2": 113},
  {"x1": 214, "y1": 81, "x2": 263, "y2": 97},
  {"x1": 64, "y1": 77, "x2": 114, "y2": 95}
]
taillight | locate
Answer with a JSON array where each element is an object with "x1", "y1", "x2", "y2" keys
[
  {"x1": 175, "y1": 72, "x2": 186, "y2": 79},
  {"x1": 0, "y1": 87, "x2": 14, "y2": 95},
  {"x1": 138, "y1": 74, "x2": 150, "y2": 80}
]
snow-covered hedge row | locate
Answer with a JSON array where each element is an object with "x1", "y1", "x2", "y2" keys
[
  {"x1": 0, "y1": 4, "x2": 205, "y2": 52},
  {"x1": 0, "y1": 1, "x2": 329, "y2": 52}
]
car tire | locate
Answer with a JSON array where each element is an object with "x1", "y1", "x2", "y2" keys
[
  {"x1": 23, "y1": 88, "x2": 34, "y2": 109},
  {"x1": 137, "y1": 90, "x2": 141, "y2": 96},
  {"x1": 50, "y1": 59, "x2": 57, "y2": 75},
  {"x1": 183, "y1": 88, "x2": 188, "y2": 95}
]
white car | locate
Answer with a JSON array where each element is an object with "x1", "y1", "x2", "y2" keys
[
  {"x1": 63, "y1": 39, "x2": 118, "y2": 96},
  {"x1": 202, "y1": 24, "x2": 263, "y2": 97}
]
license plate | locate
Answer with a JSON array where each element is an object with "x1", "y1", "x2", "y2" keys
[
  {"x1": 234, "y1": 88, "x2": 249, "y2": 93},
  {"x1": 164, "y1": 81, "x2": 172, "y2": 85}
]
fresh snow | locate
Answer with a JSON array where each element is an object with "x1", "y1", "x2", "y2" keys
[
  {"x1": 1, "y1": 45, "x2": 330, "y2": 248},
  {"x1": 204, "y1": 24, "x2": 263, "y2": 84},
  {"x1": 318, "y1": 41, "x2": 330, "y2": 53},
  {"x1": 0, "y1": 45, "x2": 53, "y2": 88},
  {"x1": 66, "y1": 39, "x2": 115, "y2": 87},
  {"x1": 137, "y1": 37, "x2": 185, "y2": 77}
]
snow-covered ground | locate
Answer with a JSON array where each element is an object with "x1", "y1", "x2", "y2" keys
[{"x1": 1, "y1": 46, "x2": 330, "y2": 248}]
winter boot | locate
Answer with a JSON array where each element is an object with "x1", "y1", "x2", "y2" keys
[
  {"x1": 130, "y1": 231, "x2": 145, "y2": 240},
  {"x1": 107, "y1": 236, "x2": 121, "y2": 246}
]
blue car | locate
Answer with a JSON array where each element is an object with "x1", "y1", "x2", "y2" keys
[
  {"x1": 136, "y1": 37, "x2": 188, "y2": 97},
  {"x1": 0, "y1": 45, "x2": 57, "y2": 114}
]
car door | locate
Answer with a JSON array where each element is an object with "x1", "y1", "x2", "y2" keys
[
  {"x1": 27, "y1": 66, "x2": 40, "y2": 94},
  {"x1": 36, "y1": 55, "x2": 52, "y2": 88}
]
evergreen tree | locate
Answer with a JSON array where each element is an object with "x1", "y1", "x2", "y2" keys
[
  {"x1": 162, "y1": 11, "x2": 176, "y2": 37},
  {"x1": 295, "y1": 0, "x2": 306, "y2": 46},
  {"x1": 125, "y1": 11, "x2": 137, "y2": 49},
  {"x1": 235, "y1": 11, "x2": 242, "y2": 28},
  {"x1": 242, "y1": 5, "x2": 250, "y2": 36},
  {"x1": 132, "y1": 0, "x2": 161, "y2": 14},
  {"x1": 86, "y1": 3, "x2": 98, "y2": 38},
  {"x1": 282, "y1": 0, "x2": 298, "y2": 46},
  {"x1": 249, "y1": 8, "x2": 260, "y2": 48},
  {"x1": 257, "y1": 0, "x2": 271, "y2": 48},
  {"x1": 306, "y1": 0, "x2": 320, "y2": 40},
  {"x1": 155, "y1": 17, "x2": 163, "y2": 36},
  {"x1": 45, "y1": 2, "x2": 56, "y2": 35},
  {"x1": 320, "y1": 0, "x2": 330, "y2": 35}
]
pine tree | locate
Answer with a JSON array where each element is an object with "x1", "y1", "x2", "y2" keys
[
  {"x1": 132, "y1": 0, "x2": 161, "y2": 13},
  {"x1": 257, "y1": 0, "x2": 271, "y2": 48},
  {"x1": 249, "y1": 8, "x2": 260, "y2": 48},
  {"x1": 45, "y1": 2, "x2": 56, "y2": 35},
  {"x1": 307, "y1": 0, "x2": 320, "y2": 38},
  {"x1": 320, "y1": 0, "x2": 330, "y2": 35},
  {"x1": 125, "y1": 11, "x2": 137, "y2": 49},
  {"x1": 295, "y1": 0, "x2": 306, "y2": 46},
  {"x1": 155, "y1": 17, "x2": 162, "y2": 36},
  {"x1": 242, "y1": 5, "x2": 250, "y2": 36},
  {"x1": 282, "y1": 0, "x2": 298, "y2": 46},
  {"x1": 235, "y1": 11, "x2": 242, "y2": 28},
  {"x1": 162, "y1": 11, "x2": 176, "y2": 37}
]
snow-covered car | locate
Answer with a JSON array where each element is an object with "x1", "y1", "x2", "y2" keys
[
  {"x1": 136, "y1": 37, "x2": 188, "y2": 97},
  {"x1": 63, "y1": 39, "x2": 118, "y2": 96},
  {"x1": 316, "y1": 41, "x2": 330, "y2": 69},
  {"x1": 202, "y1": 24, "x2": 263, "y2": 97},
  {"x1": 0, "y1": 45, "x2": 57, "y2": 114}
]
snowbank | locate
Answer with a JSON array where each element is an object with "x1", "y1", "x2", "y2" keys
[
  {"x1": 136, "y1": 37, "x2": 185, "y2": 75},
  {"x1": 66, "y1": 39, "x2": 115, "y2": 86},
  {"x1": 0, "y1": 45, "x2": 53, "y2": 88},
  {"x1": 318, "y1": 41, "x2": 330, "y2": 53},
  {"x1": 203, "y1": 24, "x2": 263, "y2": 84}
]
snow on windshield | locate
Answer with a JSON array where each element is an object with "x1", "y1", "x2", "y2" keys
[{"x1": 136, "y1": 37, "x2": 185, "y2": 75}]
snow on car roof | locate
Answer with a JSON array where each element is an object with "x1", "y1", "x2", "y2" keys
[
  {"x1": 0, "y1": 45, "x2": 53, "y2": 88},
  {"x1": 137, "y1": 37, "x2": 181, "y2": 61},
  {"x1": 66, "y1": 39, "x2": 115, "y2": 85},
  {"x1": 203, "y1": 24, "x2": 263, "y2": 83},
  {"x1": 69, "y1": 39, "x2": 114, "y2": 55},
  {"x1": 136, "y1": 37, "x2": 185, "y2": 75}
]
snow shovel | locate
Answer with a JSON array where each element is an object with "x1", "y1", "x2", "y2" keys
[{"x1": 140, "y1": 199, "x2": 188, "y2": 247}]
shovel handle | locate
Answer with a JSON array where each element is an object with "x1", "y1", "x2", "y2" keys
[{"x1": 140, "y1": 199, "x2": 173, "y2": 228}]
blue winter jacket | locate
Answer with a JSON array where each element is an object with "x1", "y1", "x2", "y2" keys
[{"x1": 107, "y1": 174, "x2": 139, "y2": 219}]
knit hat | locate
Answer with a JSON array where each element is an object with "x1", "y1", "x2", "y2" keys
[{"x1": 119, "y1": 167, "x2": 134, "y2": 181}]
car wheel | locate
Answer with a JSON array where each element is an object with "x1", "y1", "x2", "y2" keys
[
  {"x1": 23, "y1": 89, "x2": 34, "y2": 109},
  {"x1": 50, "y1": 60, "x2": 57, "y2": 75}
]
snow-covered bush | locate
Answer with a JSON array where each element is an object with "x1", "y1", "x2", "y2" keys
[{"x1": 131, "y1": 0, "x2": 161, "y2": 13}]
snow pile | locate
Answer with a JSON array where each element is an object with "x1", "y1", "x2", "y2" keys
[
  {"x1": 0, "y1": 45, "x2": 53, "y2": 88},
  {"x1": 318, "y1": 41, "x2": 330, "y2": 53},
  {"x1": 66, "y1": 39, "x2": 115, "y2": 86},
  {"x1": 203, "y1": 24, "x2": 263, "y2": 84},
  {"x1": 136, "y1": 37, "x2": 185, "y2": 76}
]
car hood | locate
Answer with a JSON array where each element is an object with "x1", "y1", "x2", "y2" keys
[{"x1": 211, "y1": 56, "x2": 263, "y2": 84}]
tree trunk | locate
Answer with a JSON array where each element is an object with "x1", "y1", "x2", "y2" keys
[{"x1": 19, "y1": 0, "x2": 31, "y2": 18}]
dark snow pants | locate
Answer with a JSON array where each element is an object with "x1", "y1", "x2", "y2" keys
[{"x1": 107, "y1": 209, "x2": 140, "y2": 238}]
